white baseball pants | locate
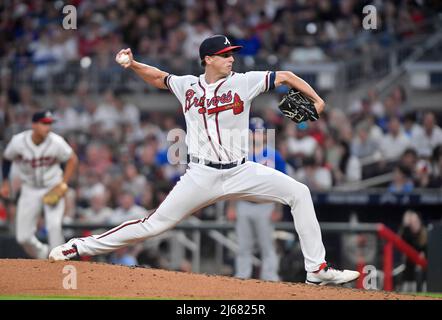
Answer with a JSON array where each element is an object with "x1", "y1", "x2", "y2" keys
[
  {"x1": 74, "y1": 161, "x2": 326, "y2": 272},
  {"x1": 16, "y1": 184, "x2": 65, "y2": 259}
]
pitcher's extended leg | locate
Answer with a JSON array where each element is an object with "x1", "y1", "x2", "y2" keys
[
  {"x1": 52, "y1": 164, "x2": 221, "y2": 258},
  {"x1": 224, "y1": 162, "x2": 326, "y2": 273}
]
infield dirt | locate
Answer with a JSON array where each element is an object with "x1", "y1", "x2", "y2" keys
[{"x1": 0, "y1": 259, "x2": 438, "y2": 300}]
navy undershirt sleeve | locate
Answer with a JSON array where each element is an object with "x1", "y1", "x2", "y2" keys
[{"x1": 269, "y1": 71, "x2": 276, "y2": 90}]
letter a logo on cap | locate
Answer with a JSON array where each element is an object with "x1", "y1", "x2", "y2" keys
[{"x1": 224, "y1": 37, "x2": 230, "y2": 46}]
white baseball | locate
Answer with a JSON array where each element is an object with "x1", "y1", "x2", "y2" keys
[{"x1": 117, "y1": 53, "x2": 130, "y2": 65}]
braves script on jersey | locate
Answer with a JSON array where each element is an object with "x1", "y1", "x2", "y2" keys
[
  {"x1": 3, "y1": 131, "x2": 73, "y2": 188},
  {"x1": 165, "y1": 71, "x2": 275, "y2": 162}
]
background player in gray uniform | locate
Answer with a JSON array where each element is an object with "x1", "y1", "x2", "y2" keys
[
  {"x1": 1, "y1": 111, "x2": 78, "y2": 259},
  {"x1": 50, "y1": 35, "x2": 359, "y2": 286},
  {"x1": 227, "y1": 117, "x2": 283, "y2": 281}
]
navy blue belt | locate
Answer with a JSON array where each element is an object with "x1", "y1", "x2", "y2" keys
[{"x1": 188, "y1": 156, "x2": 246, "y2": 169}]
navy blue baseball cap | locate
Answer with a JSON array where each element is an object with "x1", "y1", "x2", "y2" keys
[
  {"x1": 249, "y1": 117, "x2": 267, "y2": 132},
  {"x1": 199, "y1": 35, "x2": 242, "y2": 60},
  {"x1": 32, "y1": 110, "x2": 55, "y2": 124}
]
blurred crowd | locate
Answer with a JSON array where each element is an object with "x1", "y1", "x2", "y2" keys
[
  {"x1": 0, "y1": 0, "x2": 440, "y2": 86},
  {"x1": 281, "y1": 84, "x2": 442, "y2": 193}
]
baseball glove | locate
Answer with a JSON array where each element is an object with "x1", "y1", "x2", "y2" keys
[
  {"x1": 278, "y1": 89, "x2": 320, "y2": 123},
  {"x1": 43, "y1": 182, "x2": 68, "y2": 206}
]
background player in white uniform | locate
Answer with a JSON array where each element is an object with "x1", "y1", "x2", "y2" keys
[
  {"x1": 50, "y1": 35, "x2": 359, "y2": 285},
  {"x1": 227, "y1": 117, "x2": 284, "y2": 281},
  {"x1": 1, "y1": 111, "x2": 78, "y2": 259}
]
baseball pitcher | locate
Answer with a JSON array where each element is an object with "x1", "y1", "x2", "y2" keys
[
  {"x1": 1, "y1": 111, "x2": 78, "y2": 259},
  {"x1": 50, "y1": 35, "x2": 359, "y2": 285}
]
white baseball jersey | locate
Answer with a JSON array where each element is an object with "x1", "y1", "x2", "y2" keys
[
  {"x1": 165, "y1": 71, "x2": 275, "y2": 163},
  {"x1": 3, "y1": 130, "x2": 73, "y2": 188}
]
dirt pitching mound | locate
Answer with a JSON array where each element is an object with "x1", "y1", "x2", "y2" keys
[{"x1": 0, "y1": 259, "x2": 436, "y2": 300}]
